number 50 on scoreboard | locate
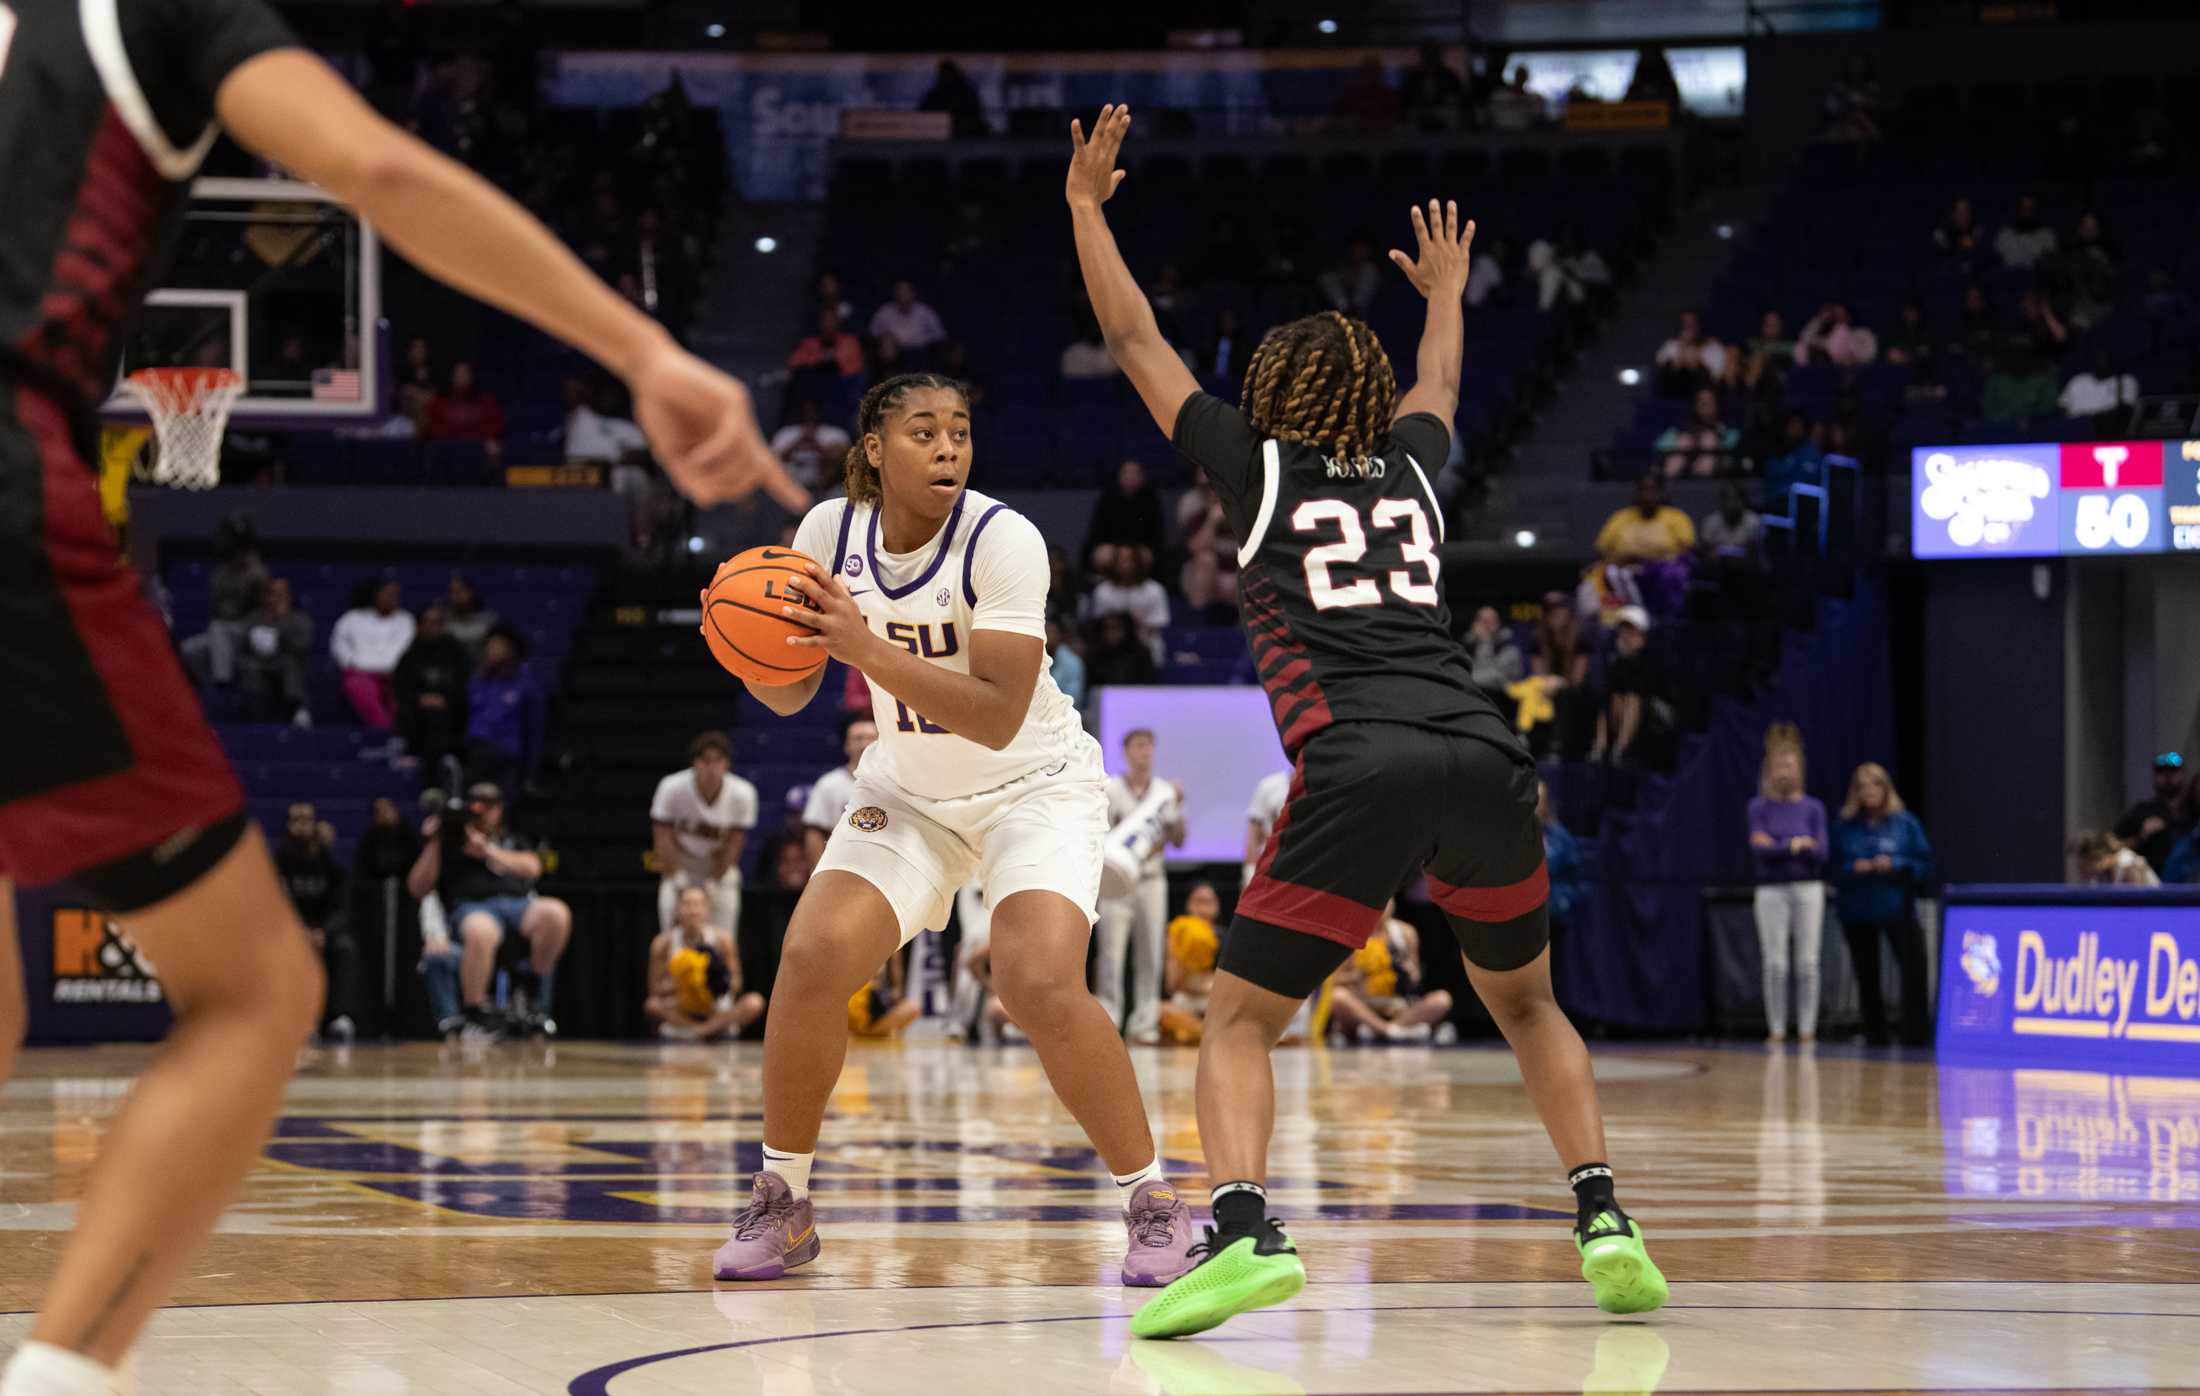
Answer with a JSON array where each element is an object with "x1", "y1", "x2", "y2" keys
[{"x1": 2058, "y1": 440, "x2": 2164, "y2": 554}]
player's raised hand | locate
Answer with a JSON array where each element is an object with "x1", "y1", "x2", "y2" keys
[
  {"x1": 628, "y1": 343, "x2": 810, "y2": 512},
  {"x1": 1388, "y1": 200, "x2": 1476, "y2": 301},
  {"x1": 1066, "y1": 104, "x2": 1133, "y2": 210}
]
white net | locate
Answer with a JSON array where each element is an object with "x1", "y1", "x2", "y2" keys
[{"x1": 126, "y1": 368, "x2": 244, "y2": 490}]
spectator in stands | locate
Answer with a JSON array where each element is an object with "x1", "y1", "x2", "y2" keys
[
  {"x1": 1882, "y1": 301, "x2": 1942, "y2": 397},
  {"x1": 1589, "y1": 606, "x2": 1666, "y2": 767},
  {"x1": 407, "y1": 781, "x2": 571, "y2": 1037},
  {"x1": 1330, "y1": 56, "x2": 1400, "y2": 133},
  {"x1": 356, "y1": 796, "x2": 419, "y2": 887},
  {"x1": 423, "y1": 361, "x2": 506, "y2": 459},
  {"x1": 1982, "y1": 348, "x2": 2058, "y2": 427},
  {"x1": 801, "y1": 716, "x2": 879, "y2": 866},
  {"x1": 1539, "y1": 780, "x2": 1587, "y2": 943},
  {"x1": 1763, "y1": 413, "x2": 1825, "y2": 512},
  {"x1": 769, "y1": 397, "x2": 853, "y2": 493},
  {"x1": 848, "y1": 959, "x2": 923, "y2": 1038},
  {"x1": 2064, "y1": 210, "x2": 2119, "y2": 277},
  {"x1": 1319, "y1": 237, "x2": 1382, "y2": 315},
  {"x1": 1950, "y1": 284, "x2": 1998, "y2": 360},
  {"x1": 651, "y1": 729, "x2": 756, "y2": 934},
  {"x1": 1465, "y1": 606, "x2": 1524, "y2": 709},
  {"x1": 563, "y1": 376, "x2": 647, "y2": 467},
  {"x1": 1700, "y1": 483, "x2": 1766, "y2": 566},
  {"x1": 465, "y1": 624, "x2": 545, "y2": 793},
  {"x1": 1486, "y1": 64, "x2": 1544, "y2": 131},
  {"x1": 1176, "y1": 470, "x2": 1239, "y2": 617},
  {"x1": 1156, "y1": 883, "x2": 1222, "y2": 1046},
  {"x1": 1328, "y1": 905, "x2": 1452, "y2": 1044},
  {"x1": 1750, "y1": 726, "x2": 1828, "y2": 1045},
  {"x1": 396, "y1": 336, "x2": 438, "y2": 429},
  {"x1": 1653, "y1": 311, "x2": 1730, "y2": 397},
  {"x1": 1525, "y1": 237, "x2": 1605, "y2": 312},
  {"x1": 1933, "y1": 197, "x2": 1983, "y2": 272},
  {"x1": 1994, "y1": 193, "x2": 2057, "y2": 270},
  {"x1": 278, "y1": 801, "x2": 358, "y2": 1043},
  {"x1": 1399, "y1": 41, "x2": 1464, "y2": 133},
  {"x1": 2008, "y1": 291, "x2": 2069, "y2": 361},
  {"x1": 1655, "y1": 387, "x2": 1739, "y2": 477},
  {"x1": 1085, "y1": 456, "x2": 1165, "y2": 573},
  {"x1": 787, "y1": 307, "x2": 866, "y2": 390},
  {"x1": 1060, "y1": 311, "x2": 1119, "y2": 380},
  {"x1": 1794, "y1": 302, "x2": 1878, "y2": 368},
  {"x1": 2068, "y1": 831, "x2": 2160, "y2": 887},
  {"x1": 1527, "y1": 595, "x2": 1592, "y2": 760},
  {"x1": 332, "y1": 578, "x2": 415, "y2": 731},
  {"x1": 1626, "y1": 45, "x2": 1680, "y2": 105},
  {"x1": 1819, "y1": 55, "x2": 1880, "y2": 142},
  {"x1": 869, "y1": 279, "x2": 948, "y2": 357},
  {"x1": 1199, "y1": 307, "x2": 1248, "y2": 381},
  {"x1": 1047, "y1": 619, "x2": 1087, "y2": 712},
  {"x1": 1833, "y1": 763, "x2": 1934, "y2": 1047},
  {"x1": 181, "y1": 513, "x2": 269, "y2": 690},
  {"x1": 1046, "y1": 547, "x2": 1080, "y2": 631},
  {"x1": 443, "y1": 574, "x2": 500, "y2": 658},
  {"x1": 233, "y1": 576, "x2": 315, "y2": 726},
  {"x1": 1085, "y1": 611, "x2": 1157, "y2": 689},
  {"x1": 1596, "y1": 476, "x2": 1696, "y2": 617},
  {"x1": 872, "y1": 331, "x2": 908, "y2": 378},
  {"x1": 2060, "y1": 350, "x2": 2139, "y2": 431},
  {"x1": 2114, "y1": 752, "x2": 2189, "y2": 876},
  {"x1": 918, "y1": 58, "x2": 988, "y2": 138},
  {"x1": 1464, "y1": 238, "x2": 1505, "y2": 307},
  {"x1": 1083, "y1": 548, "x2": 1171, "y2": 666},
  {"x1": 394, "y1": 603, "x2": 471, "y2": 772},
  {"x1": 645, "y1": 884, "x2": 766, "y2": 1041},
  {"x1": 814, "y1": 271, "x2": 854, "y2": 324}
]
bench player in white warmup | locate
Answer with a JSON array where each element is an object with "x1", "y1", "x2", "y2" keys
[{"x1": 711, "y1": 373, "x2": 1198, "y2": 1285}]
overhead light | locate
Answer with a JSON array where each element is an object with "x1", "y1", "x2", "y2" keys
[
  {"x1": 704, "y1": 22, "x2": 725, "y2": 37},
  {"x1": 1316, "y1": 18, "x2": 1338, "y2": 34},
  {"x1": 1618, "y1": 367, "x2": 1641, "y2": 386},
  {"x1": 686, "y1": 535, "x2": 707, "y2": 554},
  {"x1": 1715, "y1": 223, "x2": 1734, "y2": 239},
  {"x1": 1514, "y1": 529, "x2": 1537, "y2": 548},
  {"x1": 754, "y1": 236, "x2": 778, "y2": 254}
]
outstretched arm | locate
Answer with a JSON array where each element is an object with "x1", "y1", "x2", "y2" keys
[
  {"x1": 216, "y1": 50, "x2": 801, "y2": 511},
  {"x1": 1066, "y1": 105, "x2": 1200, "y2": 437},
  {"x1": 1389, "y1": 200, "x2": 1476, "y2": 425}
]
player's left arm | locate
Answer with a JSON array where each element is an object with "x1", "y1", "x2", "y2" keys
[
  {"x1": 1389, "y1": 201, "x2": 1476, "y2": 425},
  {"x1": 1066, "y1": 105, "x2": 1200, "y2": 439}
]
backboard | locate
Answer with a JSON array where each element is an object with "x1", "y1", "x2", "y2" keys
[{"x1": 107, "y1": 176, "x2": 384, "y2": 426}]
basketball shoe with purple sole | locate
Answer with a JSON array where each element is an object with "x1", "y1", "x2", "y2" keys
[
  {"x1": 713, "y1": 1172, "x2": 821, "y2": 1281},
  {"x1": 1121, "y1": 1179, "x2": 1199, "y2": 1286}
]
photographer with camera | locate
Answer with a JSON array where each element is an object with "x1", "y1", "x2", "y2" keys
[{"x1": 406, "y1": 780, "x2": 571, "y2": 1039}]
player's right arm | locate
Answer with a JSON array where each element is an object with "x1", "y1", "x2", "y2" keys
[
  {"x1": 1389, "y1": 201, "x2": 1476, "y2": 425},
  {"x1": 1066, "y1": 105, "x2": 1200, "y2": 439},
  {"x1": 213, "y1": 51, "x2": 800, "y2": 511}
]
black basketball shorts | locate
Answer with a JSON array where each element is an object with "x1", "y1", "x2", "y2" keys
[{"x1": 1223, "y1": 720, "x2": 1550, "y2": 1000}]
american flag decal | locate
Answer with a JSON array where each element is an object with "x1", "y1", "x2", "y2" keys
[{"x1": 311, "y1": 367, "x2": 362, "y2": 401}]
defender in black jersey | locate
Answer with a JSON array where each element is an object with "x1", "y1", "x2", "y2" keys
[
  {"x1": 1066, "y1": 105, "x2": 1666, "y2": 1340},
  {"x1": 0, "y1": 5, "x2": 790, "y2": 1386}
]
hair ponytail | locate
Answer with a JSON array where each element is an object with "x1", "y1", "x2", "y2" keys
[{"x1": 844, "y1": 372, "x2": 967, "y2": 507}]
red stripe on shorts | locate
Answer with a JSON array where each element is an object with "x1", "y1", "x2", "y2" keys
[{"x1": 1427, "y1": 863, "x2": 1550, "y2": 923}]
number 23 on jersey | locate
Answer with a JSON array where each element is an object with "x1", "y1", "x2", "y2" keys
[{"x1": 1293, "y1": 498, "x2": 1440, "y2": 610}]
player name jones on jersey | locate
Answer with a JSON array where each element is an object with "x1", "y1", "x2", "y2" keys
[{"x1": 1323, "y1": 454, "x2": 1386, "y2": 479}]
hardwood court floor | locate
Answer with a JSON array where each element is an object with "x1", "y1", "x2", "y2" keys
[{"x1": 3, "y1": 1039, "x2": 2197, "y2": 1393}]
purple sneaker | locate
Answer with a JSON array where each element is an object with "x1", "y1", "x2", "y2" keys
[
  {"x1": 1120, "y1": 1179, "x2": 1198, "y2": 1287},
  {"x1": 713, "y1": 1172, "x2": 821, "y2": 1281}
]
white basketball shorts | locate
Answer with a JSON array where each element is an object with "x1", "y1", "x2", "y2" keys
[{"x1": 812, "y1": 750, "x2": 1107, "y2": 946}]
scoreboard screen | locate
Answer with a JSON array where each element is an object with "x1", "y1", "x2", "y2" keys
[{"x1": 1913, "y1": 439, "x2": 2200, "y2": 559}]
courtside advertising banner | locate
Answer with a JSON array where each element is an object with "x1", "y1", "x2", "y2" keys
[{"x1": 1940, "y1": 895, "x2": 2200, "y2": 1071}]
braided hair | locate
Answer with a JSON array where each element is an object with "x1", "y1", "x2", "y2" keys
[
  {"x1": 1240, "y1": 310, "x2": 1397, "y2": 462},
  {"x1": 844, "y1": 373, "x2": 969, "y2": 506}
]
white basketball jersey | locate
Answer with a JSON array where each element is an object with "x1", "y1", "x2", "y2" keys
[{"x1": 792, "y1": 489, "x2": 1094, "y2": 803}]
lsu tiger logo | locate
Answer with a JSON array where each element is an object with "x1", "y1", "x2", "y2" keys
[{"x1": 849, "y1": 806, "x2": 889, "y2": 833}]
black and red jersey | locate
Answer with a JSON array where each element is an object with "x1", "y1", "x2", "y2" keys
[
  {"x1": 1172, "y1": 391, "x2": 1526, "y2": 765},
  {"x1": 0, "y1": 0, "x2": 295, "y2": 452}
]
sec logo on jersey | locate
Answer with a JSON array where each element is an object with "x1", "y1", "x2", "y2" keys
[{"x1": 849, "y1": 806, "x2": 889, "y2": 832}]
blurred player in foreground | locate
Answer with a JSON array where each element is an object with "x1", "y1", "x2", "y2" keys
[
  {"x1": 1065, "y1": 104, "x2": 1666, "y2": 1339},
  {"x1": 0, "y1": 4, "x2": 794, "y2": 1389}
]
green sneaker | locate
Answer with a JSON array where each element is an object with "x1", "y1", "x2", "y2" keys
[
  {"x1": 1574, "y1": 1210, "x2": 1669, "y2": 1315},
  {"x1": 1129, "y1": 1222, "x2": 1306, "y2": 1340}
]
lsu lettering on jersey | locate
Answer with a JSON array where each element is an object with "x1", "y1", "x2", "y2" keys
[{"x1": 791, "y1": 488, "x2": 1095, "y2": 802}]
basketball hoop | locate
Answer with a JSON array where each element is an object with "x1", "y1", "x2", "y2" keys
[{"x1": 125, "y1": 367, "x2": 244, "y2": 490}]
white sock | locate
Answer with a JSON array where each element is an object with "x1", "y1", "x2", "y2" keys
[
  {"x1": 1, "y1": 1342, "x2": 121, "y2": 1396},
  {"x1": 762, "y1": 1146, "x2": 814, "y2": 1200},
  {"x1": 1112, "y1": 1158, "x2": 1165, "y2": 1210}
]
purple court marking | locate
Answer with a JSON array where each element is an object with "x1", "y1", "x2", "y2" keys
[{"x1": 563, "y1": 1303, "x2": 2200, "y2": 1395}]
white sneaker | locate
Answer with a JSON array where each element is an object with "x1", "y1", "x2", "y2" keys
[{"x1": 1434, "y1": 1022, "x2": 1459, "y2": 1046}]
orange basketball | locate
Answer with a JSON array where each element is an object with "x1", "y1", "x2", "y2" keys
[{"x1": 700, "y1": 546, "x2": 830, "y2": 687}]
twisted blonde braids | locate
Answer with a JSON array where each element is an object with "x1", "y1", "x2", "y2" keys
[{"x1": 1241, "y1": 311, "x2": 1397, "y2": 461}]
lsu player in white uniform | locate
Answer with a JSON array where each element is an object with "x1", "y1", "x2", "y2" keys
[{"x1": 709, "y1": 373, "x2": 1198, "y2": 1286}]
